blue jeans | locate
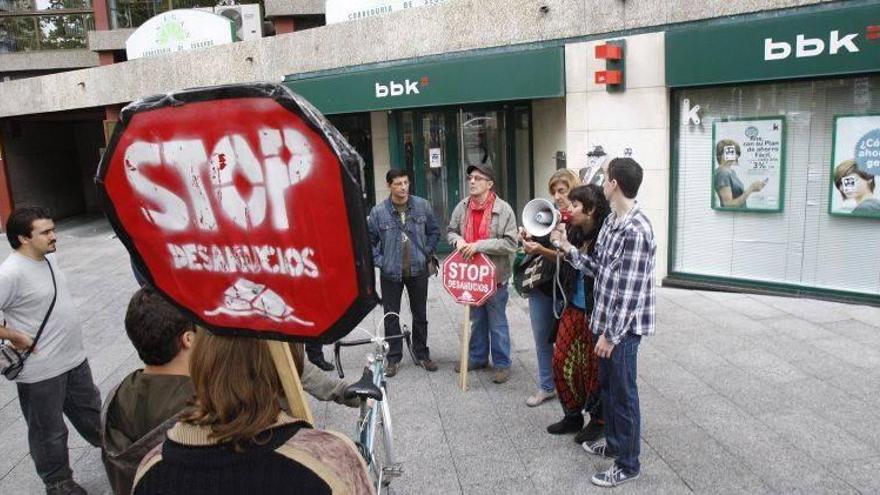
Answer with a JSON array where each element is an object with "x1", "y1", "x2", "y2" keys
[
  {"x1": 599, "y1": 333, "x2": 641, "y2": 475},
  {"x1": 528, "y1": 290, "x2": 555, "y2": 392},
  {"x1": 469, "y1": 284, "x2": 511, "y2": 369}
]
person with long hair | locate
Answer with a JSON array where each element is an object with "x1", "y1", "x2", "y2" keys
[
  {"x1": 521, "y1": 169, "x2": 580, "y2": 407},
  {"x1": 545, "y1": 185, "x2": 611, "y2": 446},
  {"x1": 132, "y1": 331, "x2": 373, "y2": 495}
]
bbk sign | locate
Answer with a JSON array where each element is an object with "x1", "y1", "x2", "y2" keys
[
  {"x1": 442, "y1": 252, "x2": 496, "y2": 306},
  {"x1": 764, "y1": 30, "x2": 859, "y2": 61},
  {"x1": 96, "y1": 83, "x2": 377, "y2": 343},
  {"x1": 375, "y1": 78, "x2": 424, "y2": 98},
  {"x1": 665, "y1": 3, "x2": 880, "y2": 87}
]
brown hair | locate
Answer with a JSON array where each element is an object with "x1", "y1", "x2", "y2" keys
[
  {"x1": 715, "y1": 139, "x2": 741, "y2": 165},
  {"x1": 547, "y1": 168, "x2": 580, "y2": 195},
  {"x1": 834, "y1": 159, "x2": 875, "y2": 200},
  {"x1": 182, "y1": 331, "x2": 291, "y2": 449}
]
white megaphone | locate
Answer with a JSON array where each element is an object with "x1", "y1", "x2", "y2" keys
[{"x1": 521, "y1": 198, "x2": 561, "y2": 238}]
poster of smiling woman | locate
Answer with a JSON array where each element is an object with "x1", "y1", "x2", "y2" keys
[
  {"x1": 830, "y1": 115, "x2": 880, "y2": 219},
  {"x1": 712, "y1": 117, "x2": 785, "y2": 212}
]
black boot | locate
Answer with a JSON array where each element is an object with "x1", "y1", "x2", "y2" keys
[
  {"x1": 546, "y1": 413, "x2": 583, "y2": 434},
  {"x1": 574, "y1": 418, "x2": 604, "y2": 444}
]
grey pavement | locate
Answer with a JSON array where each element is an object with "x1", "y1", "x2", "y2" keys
[{"x1": 2, "y1": 216, "x2": 879, "y2": 494}]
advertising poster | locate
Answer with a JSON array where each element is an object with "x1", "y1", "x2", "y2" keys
[
  {"x1": 712, "y1": 118, "x2": 785, "y2": 211},
  {"x1": 829, "y1": 115, "x2": 880, "y2": 218}
]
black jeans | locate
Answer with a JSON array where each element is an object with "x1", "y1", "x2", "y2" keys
[
  {"x1": 599, "y1": 333, "x2": 641, "y2": 475},
  {"x1": 380, "y1": 274, "x2": 429, "y2": 363},
  {"x1": 16, "y1": 359, "x2": 102, "y2": 485}
]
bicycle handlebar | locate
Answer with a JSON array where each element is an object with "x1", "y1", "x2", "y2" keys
[{"x1": 333, "y1": 331, "x2": 411, "y2": 379}]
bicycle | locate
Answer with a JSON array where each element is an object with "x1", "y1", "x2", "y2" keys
[{"x1": 333, "y1": 312, "x2": 415, "y2": 493}]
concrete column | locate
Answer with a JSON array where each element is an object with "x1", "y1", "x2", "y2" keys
[
  {"x1": 0, "y1": 125, "x2": 14, "y2": 227},
  {"x1": 274, "y1": 17, "x2": 295, "y2": 34},
  {"x1": 104, "y1": 105, "x2": 122, "y2": 144}
]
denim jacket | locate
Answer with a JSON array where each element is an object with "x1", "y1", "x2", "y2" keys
[{"x1": 368, "y1": 196, "x2": 440, "y2": 282}]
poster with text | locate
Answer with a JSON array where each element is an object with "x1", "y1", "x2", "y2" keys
[
  {"x1": 712, "y1": 118, "x2": 785, "y2": 212},
  {"x1": 829, "y1": 115, "x2": 880, "y2": 219}
]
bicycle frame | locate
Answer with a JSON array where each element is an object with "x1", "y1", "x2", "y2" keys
[{"x1": 334, "y1": 315, "x2": 413, "y2": 492}]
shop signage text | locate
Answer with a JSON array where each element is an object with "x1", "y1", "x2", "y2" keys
[
  {"x1": 285, "y1": 48, "x2": 563, "y2": 115},
  {"x1": 375, "y1": 79, "x2": 422, "y2": 98},
  {"x1": 764, "y1": 30, "x2": 859, "y2": 60},
  {"x1": 666, "y1": 3, "x2": 880, "y2": 87}
]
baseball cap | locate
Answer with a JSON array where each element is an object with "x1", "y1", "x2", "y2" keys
[{"x1": 466, "y1": 164, "x2": 495, "y2": 181}]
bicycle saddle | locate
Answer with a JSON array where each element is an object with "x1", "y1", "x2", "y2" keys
[{"x1": 343, "y1": 367, "x2": 384, "y2": 401}]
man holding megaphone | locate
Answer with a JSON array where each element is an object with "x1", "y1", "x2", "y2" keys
[{"x1": 447, "y1": 163, "x2": 518, "y2": 384}]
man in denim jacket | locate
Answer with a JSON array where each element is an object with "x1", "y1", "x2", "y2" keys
[{"x1": 368, "y1": 169, "x2": 440, "y2": 376}]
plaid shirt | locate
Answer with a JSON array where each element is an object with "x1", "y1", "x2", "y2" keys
[{"x1": 566, "y1": 204, "x2": 656, "y2": 345}]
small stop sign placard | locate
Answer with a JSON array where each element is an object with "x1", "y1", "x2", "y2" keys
[{"x1": 442, "y1": 252, "x2": 496, "y2": 306}]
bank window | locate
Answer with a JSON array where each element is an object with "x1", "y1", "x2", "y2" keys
[{"x1": 673, "y1": 75, "x2": 880, "y2": 297}]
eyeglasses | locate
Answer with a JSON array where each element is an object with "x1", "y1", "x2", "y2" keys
[{"x1": 467, "y1": 174, "x2": 490, "y2": 182}]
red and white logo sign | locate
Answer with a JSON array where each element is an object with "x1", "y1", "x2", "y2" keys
[
  {"x1": 96, "y1": 84, "x2": 376, "y2": 342},
  {"x1": 442, "y1": 252, "x2": 496, "y2": 306}
]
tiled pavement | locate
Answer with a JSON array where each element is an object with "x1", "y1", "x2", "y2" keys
[{"x1": 1, "y1": 216, "x2": 879, "y2": 494}]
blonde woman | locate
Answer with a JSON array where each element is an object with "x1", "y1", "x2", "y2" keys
[{"x1": 520, "y1": 168, "x2": 580, "y2": 407}]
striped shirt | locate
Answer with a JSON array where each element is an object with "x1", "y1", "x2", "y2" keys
[{"x1": 566, "y1": 204, "x2": 656, "y2": 345}]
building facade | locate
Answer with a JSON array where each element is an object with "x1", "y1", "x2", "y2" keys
[{"x1": 1, "y1": 0, "x2": 876, "y2": 303}]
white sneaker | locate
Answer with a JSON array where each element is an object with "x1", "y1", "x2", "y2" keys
[{"x1": 525, "y1": 390, "x2": 556, "y2": 407}]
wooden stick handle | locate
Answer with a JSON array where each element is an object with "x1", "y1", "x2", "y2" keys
[
  {"x1": 459, "y1": 305, "x2": 471, "y2": 391},
  {"x1": 268, "y1": 340, "x2": 314, "y2": 424}
]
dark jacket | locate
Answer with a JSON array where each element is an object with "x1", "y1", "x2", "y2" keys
[
  {"x1": 132, "y1": 415, "x2": 374, "y2": 495},
  {"x1": 101, "y1": 371, "x2": 194, "y2": 495}
]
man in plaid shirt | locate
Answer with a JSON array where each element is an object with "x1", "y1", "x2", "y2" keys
[{"x1": 551, "y1": 157, "x2": 655, "y2": 488}]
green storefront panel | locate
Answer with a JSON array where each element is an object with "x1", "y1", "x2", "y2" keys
[
  {"x1": 284, "y1": 47, "x2": 564, "y2": 114},
  {"x1": 666, "y1": 2, "x2": 880, "y2": 87}
]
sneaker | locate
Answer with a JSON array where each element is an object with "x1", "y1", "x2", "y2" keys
[
  {"x1": 454, "y1": 360, "x2": 488, "y2": 373},
  {"x1": 492, "y1": 368, "x2": 510, "y2": 384},
  {"x1": 46, "y1": 479, "x2": 87, "y2": 495},
  {"x1": 582, "y1": 438, "x2": 615, "y2": 458},
  {"x1": 574, "y1": 419, "x2": 604, "y2": 444},
  {"x1": 526, "y1": 390, "x2": 556, "y2": 407},
  {"x1": 385, "y1": 362, "x2": 399, "y2": 377},
  {"x1": 591, "y1": 464, "x2": 640, "y2": 488},
  {"x1": 419, "y1": 358, "x2": 439, "y2": 372},
  {"x1": 546, "y1": 414, "x2": 583, "y2": 434}
]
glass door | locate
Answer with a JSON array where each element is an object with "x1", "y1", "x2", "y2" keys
[{"x1": 400, "y1": 110, "x2": 460, "y2": 252}]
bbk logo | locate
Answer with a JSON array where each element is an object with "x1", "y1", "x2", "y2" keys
[
  {"x1": 375, "y1": 79, "x2": 421, "y2": 98},
  {"x1": 764, "y1": 30, "x2": 859, "y2": 60}
]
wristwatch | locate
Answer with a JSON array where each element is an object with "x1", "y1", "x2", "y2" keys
[{"x1": 567, "y1": 245, "x2": 579, "y2": 260}]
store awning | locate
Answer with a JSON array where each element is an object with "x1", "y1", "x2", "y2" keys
[
  {"x1": 284, "y1": 47, "x2": 564, "y2": 115},
  {"x1": 666, "y1": 2, "x2": 880, "y2": 87}
]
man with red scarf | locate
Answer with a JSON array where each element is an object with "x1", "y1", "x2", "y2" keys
[{"x1": 448, "y1": 163, "x2": 518, "y2": 384}]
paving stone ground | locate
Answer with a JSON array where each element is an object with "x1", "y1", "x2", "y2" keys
[{"x1": 1, "y1": 216, "x2": 879, "y2": 494}]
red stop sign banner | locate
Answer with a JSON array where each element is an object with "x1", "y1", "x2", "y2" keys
[
  {"x1": 442, "y1": 252, "x2": 497, "y2": 306},
  {"x1": 96, "y1": 83, "x2": 377, "y2": 343}
]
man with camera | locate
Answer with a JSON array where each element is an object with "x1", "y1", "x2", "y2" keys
[
  {"x1": 368, "y1": 169, "x2": 440, "y2": 376},
  {"x1": 0, "y1": 207, "x2": 102, "y2": 495},
  {"x1": 448, "y1": 163, "x2": 518, "y2": 384}
]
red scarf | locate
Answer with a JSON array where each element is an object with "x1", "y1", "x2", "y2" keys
[{"x1": 464, "y1": 192, "x2": 496, "y2": 242}]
